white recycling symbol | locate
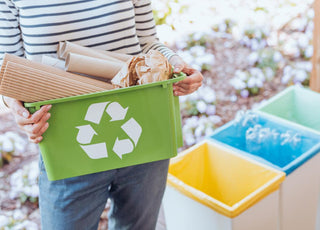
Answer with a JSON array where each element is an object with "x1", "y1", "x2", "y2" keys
[{"x1": 76, "y1": 102, "x2": 142, "y2": 159}]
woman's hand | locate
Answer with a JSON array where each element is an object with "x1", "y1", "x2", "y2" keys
[
  {"x1": 169, "y1": 55, "x2": 203, "y2": 96},
  {"x1": 4, "y1": 97, "x2": 52, "y2": 144}
]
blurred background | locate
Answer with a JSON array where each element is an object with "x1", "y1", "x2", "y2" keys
[{"x1": 0, "y1": 0, "x2": 315, "y2": 229}]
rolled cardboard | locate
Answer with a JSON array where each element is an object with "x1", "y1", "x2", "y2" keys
[
  {"x1": 0, "y1": 53, "x2": 113, "y2": 90},
  {"x1": 65, "y1": 53, "x2": 125, "y2": 80},
  {"x1": 41, "y1": 55, "x2": 65, "y2": 70},
  {"x1": 57, "y1": 41, "x2": 65, "y2": 60},
  {"x1": 0, "y1": 61, "x2": 108, "y2": 102},
  {"x1": 60, "y1": 41, "x2": 132, "y2": 62}
]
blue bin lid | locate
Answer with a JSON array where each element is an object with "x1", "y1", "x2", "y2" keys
[{"x1": 209, "y1": 113, "x2": 320, "y2": 175}]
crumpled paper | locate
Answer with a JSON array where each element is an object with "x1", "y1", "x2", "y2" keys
[{"x1": 111, "y1": 50, "x2": 172, "y2": 88}]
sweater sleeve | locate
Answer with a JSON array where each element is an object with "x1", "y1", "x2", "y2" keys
[
  {"x1": 133, "y1": 0, "x2": 176, "y2": 60},
  {"x1": 0, "y1": 0, "x2": 24, "y2": 66}
]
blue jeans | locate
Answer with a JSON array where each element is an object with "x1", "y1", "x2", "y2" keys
[{"x1": 38, "y1": 156, "x2": 169, "y2": 230}]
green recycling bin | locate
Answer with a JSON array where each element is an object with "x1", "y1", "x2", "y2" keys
[
  {"x1": 257, "y1": 85, "x2": 320, "y2": 133},
  {"x1": 25, "y1": 77, "x2": 184, "y2": 181}
]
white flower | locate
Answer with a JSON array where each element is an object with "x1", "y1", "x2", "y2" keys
[
  {"x1": 184, "y1": 133, "x2": 196, "y2": 146},
  {"x1": 13, "y1": 220, "x2": 38, "y2": 230},
  {"x1": 0, "y1": 215, "x2": 9, "y2": 227},
  {"x1": 206, "y1": 105, "x2": 216, "y2": 115},
  {"x1": 195, "y1": 53, "x2": 215, "y2": 67},
  {"x1": 281, "y1": 74, "x2": 292, "y2": 85},
  {"x1": 183, "y1": 116, "x2": 199, "y2": 130},
  {"x1": 264, "y1": 67, "x2": 274, "y2": 80},
  {"x1": 194, "y1": 125, "x2": 205, "y2": 137},
  {"x1": 295, "y1": 61, "x2": 312, "y2": 72},
  {"x1": 250, "y1": 68, "x2": 265, "y2": 81},
  {"x1": 229, "y1": 95, "x2": 238, "y2": 102},
  {"x1": 2, "y1": 137, "x2": 14, "y2": 152},
  {"x1": 28, "y1": 162, "x2": 39, "y2": 182},
  {"x1": 176, "y1": 50, "x2": 193, "y2": 65},
  {"x1": 248, "y1": 76, "x2": 264, "y2": 88},
  {"x1": 247, "y1": 77, "x2": 257, "y2": 88},
  {"x1": 209, "y1": 115, "x2": 222, "y2": 124},
  {"x1": 304, "y1": 45, "x2": 313, "y2": 59},
  {"x1": 179, "y1": 95, "x2": 188, "y2": 103},
  {"x1": 283, "y1": 65, "x2": 292, "y2": 75},
  {"x1": 255, "y1": 78, "x2": 264, "y2": 87},
  {"x1": 240, "y1": 89, "x2": 249, "y2": 98},
  {"x1": 205, "y1": 127, "x2": 215, "y2": 136},
  {"x1": 219, "y1": 23, "x2": 227, "y2": 32},
  {"x1": 294, "y1": 69, "x2": 308, "y2": 83},
  {"x1": 24, "y1": 185, "x2": 39, "y2": 198},
  {"x1": 190, "y1": 46, "x2": 206, "y2": 56},
  {"x1": 298, "y1": 34, "x2": 310, "y2": 49},
  {"x1": 230, "y1": 78, "x2": 246, "y2": 90},
  {"x1": 196, "y1": 101, "x2": 207, "y2": 114},
  {"x1": 273, "y1": 51, "x2": 283, "y2": 63},
  {"x1": 250, "y1": 38, "x2": 260, "y2": 50},
  {"x1": 198, "y1": 87, "x2": 216, "y2": 103},
  {"x1": 13, "y1": 209, "x2": 26, "y2": 220},
  {"x1": 10, "y1": 161, "x2": 40, "y2": 201},
  {"x1": 247, "y1": 52, "x2": 259, "y2": 66},
  {"x1": 255, "y1": 29, "x2": 262, "y2": 39},
  {"x1": 235, "y1": 70, "x2": 248, "y2": 81}
]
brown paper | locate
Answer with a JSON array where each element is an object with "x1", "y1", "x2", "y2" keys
[
  {"x1": 65, "y1": 53, "x2": 124, "y2": 80},
  {"x1": 111, "y1": 50, "x2": 172, "y2": 88},
  {"x1": 59, "y1": 41, "x2": 132, "y2": 62}
]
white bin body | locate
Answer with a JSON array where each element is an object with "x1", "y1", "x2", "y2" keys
[
  {"x1": 279, "y1": 152, "x2": 320, "y2": 230},
  {"x1": 163, "y1": 185, "x2": 280, "y2": 230}
]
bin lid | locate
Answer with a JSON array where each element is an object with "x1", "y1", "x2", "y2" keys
[{"x1": 167, "y1": 140, "x2": 285, "y2": 218}]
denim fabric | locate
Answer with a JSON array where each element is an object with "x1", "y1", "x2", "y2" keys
[{"x1": 38, "y1": 156, "x2": 169, "y2": 230}]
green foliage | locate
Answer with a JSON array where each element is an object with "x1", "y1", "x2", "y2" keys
[{"x1": 153, "y1": 0, "x2": 188, "y2": 28}]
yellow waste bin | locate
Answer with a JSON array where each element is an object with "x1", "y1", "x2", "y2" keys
[{"x1": 162, "y1": 140, "x2": 285, "y2": 230}]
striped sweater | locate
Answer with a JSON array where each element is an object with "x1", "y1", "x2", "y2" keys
[{"x1": 0, "y1": 0, "x2": 176, "y2": 65}]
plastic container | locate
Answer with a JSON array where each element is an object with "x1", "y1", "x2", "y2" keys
[
  {"x1": 257, "y1": 85, "x2": 320, "y2": 133},
  {"x1": 162, "y1": 140, "x2": 285, "y2": 230},
  {"x1": 25, "y1": 77, "x2": 184, "y2": 181},
  {"x1": 210, "y1": 112, "x2": 320, "y2": 230}
]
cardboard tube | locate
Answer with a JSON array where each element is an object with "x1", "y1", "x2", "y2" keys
[
  {"x1": 0, "y1": 53, "x2": 113, "y2": 90},
  {"x1": 57, "y1": 41, "x2": 66, "y2": 59},
  {"x1": 60, "y1": 41, "x2": 132, "y2": 62},
  {"x1": 42, "y1": 55, "x2": 65, "y2": 70},
  {"x1": 66, "y1": 53, "x2": 125, "y2": 80}
]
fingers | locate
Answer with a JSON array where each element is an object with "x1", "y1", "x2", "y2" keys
[
  {"x1": 12, "y1": 104, "x2": 52, "y2": 144},
  {"x1": 28, "y1": 122, "x2": 50, "y2": 144},
  {"x1": 173, "y1": 83, "x2": 201, "y2": 96},
  {"x1": 173, "y1": 70, "x2": 203, "y2": 96},
  {"x1": 16, "y1": 104, "x2": 51, "y2": 126},
  {"x1": 25, "y1": 112, "x2": 51, "y2": 139},
  {"x1": 173, "y1": 63, "x2": 184, "y2": 73},
  {"x1": 6, "y1": 98, "x2": 30, "y2": 119},
  {"x1": 169, "y1": 55, "x2": 185, "y2": 73}
]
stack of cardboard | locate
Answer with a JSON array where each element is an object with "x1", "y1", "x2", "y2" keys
[{"x1": 0, "y1": 41, "x2": 174, "y2": 103}]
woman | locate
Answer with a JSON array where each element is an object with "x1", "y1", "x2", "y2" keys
[{"x1": 0, "y1": 0, "x2": 203, "y2": 229}]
